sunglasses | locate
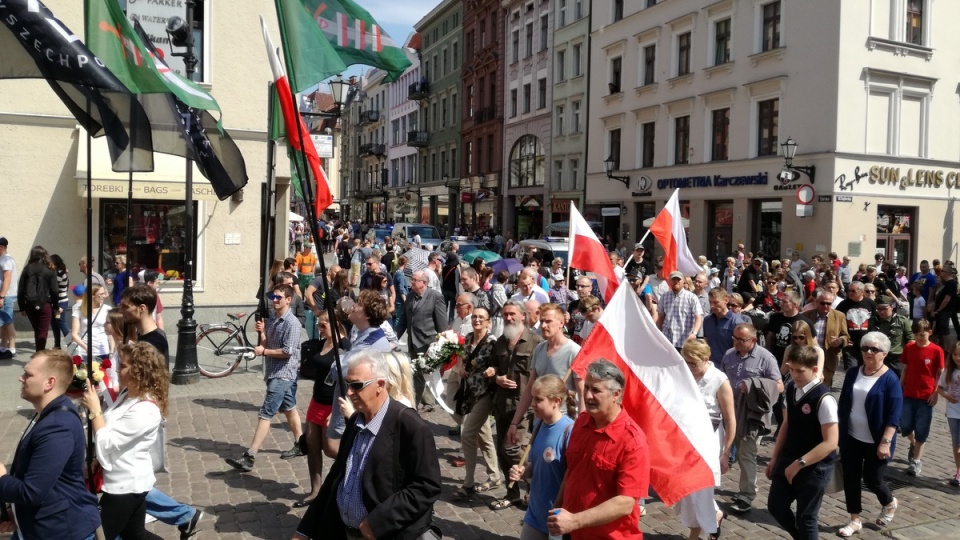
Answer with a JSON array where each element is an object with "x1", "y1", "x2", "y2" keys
[
  {"x1": 861, "y1": 346, "x2": 884, "y2": 354},
  {"x1": 792, "y1": 335, "x2": 806, "y2": 340},
  {"x1": 818, "y1": 301, "x2": 832, "y2": 306},
  {"x1": 865, "y1": 289, "x2": 877, "y2": 293},
  {"x1": 345, "y1": 378, "x2": 380, "y2": 392},
  {"x1": 727, "y1": 304, "x2": 740, "y2": 309},
  {"x1": 268, "y1": 293, "x2": 286, "y2": 301}
]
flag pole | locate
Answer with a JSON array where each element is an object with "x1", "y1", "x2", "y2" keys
[
  {"x1": 124, "y1": 100, "x2": 137, "y2": 286},
  {"x1": 258, "y1": 82, "x2": 277, "y2": 320},
  {"x1": 507, "y1": 368, "x2": 573, "y2": 490},
  {"x1": 84, "y1": 109, "x2": 96, "y2": 495}
]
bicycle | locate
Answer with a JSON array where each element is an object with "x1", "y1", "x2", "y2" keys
[{"x1": 195, "y1": 310, "x2": 261, "y2": 378}]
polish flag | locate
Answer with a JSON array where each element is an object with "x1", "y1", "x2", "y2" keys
[
  {"x1": 570, "y1": 281, "x2": 720, "y2": 506},
  {"x1": 569, "y1": 203, "x2": 619, "y2": 303},
  {"x1": 260, "y1": 17, "x2": 334, "y2": 215},
  {"x1": 648, "y1": 188, "x2": 701, "y2": 278}
]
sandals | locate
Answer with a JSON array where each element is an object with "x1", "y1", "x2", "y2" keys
[
  {"x1": 292, "y1": 498, "x2": 314, "y2": 509},
  {"x1": 876, "y1": 498, "x2": 898, "y2": 527},
  {"x1": 709, "y1": 511, "x2": 725, "y2": 540},
  {"x1": 452, "y1": 486, "x2": 476, "y2": 501},
  {"x1": 475, "y1": 479, "x2": 502, "y2": 493},
  {"x1": 490, "y1": 498, "x2": 524, "y2": 511},
  {"x1": 836, "y1": 520, "x2": 862, "y2": 537}
]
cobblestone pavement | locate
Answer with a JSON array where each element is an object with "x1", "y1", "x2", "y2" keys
[{"x1": 0, "y1": 366, "x2": 958, "y2": 539}]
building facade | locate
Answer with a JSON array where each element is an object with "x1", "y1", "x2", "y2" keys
[
  {"x1": 461, "y1": 0, "x2": 506, "y2": 234},
  {"x1": 357, "y1": 71, "x2": 390, "y2": 223},
  {"x1": 502, "y1": 0, "x2": 555, "y2": 239},
  {"x1": 386, "y1": 50, "x2": 422, "y2": 223},
  {"x1": 413, "y1": 0, "x2": 464, "y2": 231},
  {"x1": 2, "y1": 0, "x2": 295, "y2": 317},
  {"x1": 587, "y1": 0, "x2": 957, "y2": 270},
  {"x1": 547, "y1": 0, "x2": 590, "y2": 232}
]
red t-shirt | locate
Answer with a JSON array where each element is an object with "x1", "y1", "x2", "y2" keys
[
  {"x1": 563, "y1": 410, "x2": 650, "y2": 540},
  {"x1": 901, "y1": 341, "x2": 944, "y2": 399}
]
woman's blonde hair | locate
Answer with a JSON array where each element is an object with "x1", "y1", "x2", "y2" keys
[
  {"x1": 681, "y1": 338, "x2": 711, "y2": 364},
  {"x1": 790, "y1": 321, "x2": 815, "y2": 347},
  {"x1": 379, "y1": 351, "x2": 415, "y2": 405},
  {"x1": 532, "y1": 374, "x2": 567, "y2": 402},
  {"x1": 118, "y1": 342, "x2": 170, "y2": 416},
  {"x1": 80, "y1": 284, "x2": 105, "y2": 317}
]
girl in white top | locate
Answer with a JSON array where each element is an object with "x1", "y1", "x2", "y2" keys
[
  {"x1": 70, "y1": 284, "x2": 111, "y2": 358},
  {"x1": 82, "y1": 342, "x2": 168, "y2": 540},
  {"x1": 677, "y1": 339, "x2": 736, "y2": 540},
  {"x1": 937, "y1": 342, "x2": 960, "y2": 486}
]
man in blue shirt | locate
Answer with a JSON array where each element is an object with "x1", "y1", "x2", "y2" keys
[
  {"x1": 908, "y1": 260, "x2": 938, "y2": 305},
  {"x1": 703, "y1": 289, "x2": 749, "y2": 366}
]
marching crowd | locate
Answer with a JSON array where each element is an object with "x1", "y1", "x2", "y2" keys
[{"x1": 2, "y1": 224, "x2": 960, "y2": 539}]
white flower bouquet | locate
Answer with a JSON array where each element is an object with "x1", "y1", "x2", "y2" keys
[{"x1": 412, "y1": 330, "x2": 465, "y2": 375}]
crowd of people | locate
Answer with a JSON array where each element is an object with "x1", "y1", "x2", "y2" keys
[{"x1": 2, "y1": 221, "x2": 960, "y2": 539}]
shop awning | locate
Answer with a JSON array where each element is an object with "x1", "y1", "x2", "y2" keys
[{"x1": 76, "y1": 130, "x2": 220, "y2": 201}]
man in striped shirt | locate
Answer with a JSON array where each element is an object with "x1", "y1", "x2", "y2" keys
[{"x1": 226, "y1": 283, "x2": 303, "y2": 472}]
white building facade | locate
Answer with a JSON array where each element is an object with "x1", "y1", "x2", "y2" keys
[{"x1": 587, "y1": 0, "x2": 958, "y2": 270}]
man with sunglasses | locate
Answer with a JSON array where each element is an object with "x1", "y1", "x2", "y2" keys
[
  {"x1": 802, "y1": 290, "x2": 850, "y2": 388},
  {"x1": 719, "y1": 324, "x2": 782, "y2": 514},
  {"x1": 227, "y1": 284, "x2": 304, "y2": 472},
  {"x1": 871, "y1": 295, "x2": 913, "y2": 377},
  {"x1": 293, "y1": 353, "x2": 441, "y2": 540}
]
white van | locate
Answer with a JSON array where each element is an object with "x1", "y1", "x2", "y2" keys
[{"x1": 391, "y1": 223, "x2": 442, "y2": 251}]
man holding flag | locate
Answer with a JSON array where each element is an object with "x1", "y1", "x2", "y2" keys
[{"x1": 548, "y1": 359, "x2": 649, "y2": 539}]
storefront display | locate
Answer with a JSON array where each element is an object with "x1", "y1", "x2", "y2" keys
[{"x1": 101, "y1": 200, "x2": 197, "y2": 280}]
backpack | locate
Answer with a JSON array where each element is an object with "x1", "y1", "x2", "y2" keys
[{"x1": 23, "y1": 267, "x2": 47, "y2": 307}]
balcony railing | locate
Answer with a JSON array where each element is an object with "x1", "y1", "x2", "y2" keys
[
  {"x1": 474, "y1": 106, "x2": 496, "y2": 124},
  {"x1": 359, "y1": 143, "x2": 386, "y2": 156},
  {"x1": 408, "y1": 81, "x2": 430, "y2": 100},
  {"x1": 359, "y1": 109, "x2": 381, "y2": 125},
  {"x1": 407, "y1": 130, "x2": 429, "y2": 147}
]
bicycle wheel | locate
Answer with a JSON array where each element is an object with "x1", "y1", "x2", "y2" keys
[
  {"x1": 196, "y1": 327, "x2": 243, "y2": 378},
  {"x1": 242, "y1": 311, "x2": 260, "y2": 347}
]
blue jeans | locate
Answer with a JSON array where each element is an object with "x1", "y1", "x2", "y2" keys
[
  {"x1": 305, "y1": 309, "x2": 318, "y2": 340},
  {"x1": 145, "y1": 487, "x2": 195, "y2": 527},
  {"x1": 13, "y1": 533, "x2": 95, "y2": 540}
]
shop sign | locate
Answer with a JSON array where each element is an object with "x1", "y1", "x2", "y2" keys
[
  {"x1": 657, "y1": 172, "x2": 769, "y2": 190},
  {"x1": 311, "y1": 134, "x2": 334, "y2": 158},
  {"x1": 78, "y1": 179, "x2": 219, "y2": 200},
  {"x1": 867, "y1": 165, "x2": 960, "y2": 191},
  {"x1": 601, "y1": 207, "x2": 621, "y2": 217},
  {"x1": 550, "y1": 199, "x2": 574, "y2": 213},
  {"x1": 461, "y1": 192, "x2": 474, "y2": 203}
]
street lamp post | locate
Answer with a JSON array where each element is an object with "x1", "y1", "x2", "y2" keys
[
  {"x1": 779, "y1": 137, "x2": 817, "y2": 183},
  {"x1": 166, "y1": 1, "x2": 200, "y2": 384},
  {"x1": 603, "y1": 154, "x2": 630, "y2": 187}
]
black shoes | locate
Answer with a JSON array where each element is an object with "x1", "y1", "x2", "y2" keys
[
  {"x1": 280, "y1": 444, "x2": 305, "y2": 459},
  {"x1": 226, "y1": 451, "x2": 255, "y2": 472},
  {"x1": 178, "y1": 509, "x2": 204, "y2": 539}
]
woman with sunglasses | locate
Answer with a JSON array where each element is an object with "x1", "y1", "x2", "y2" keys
[
  {"x1": 757, "y1": 272, "x2": 784, "y2": 314},
  {"x1": 453, "y1": 307, "x2": 502, "y2": 500},
  {"x1": 836, "y1": 331, "x2": 903, "y2": 536},
  {"x1": 781, "y1": 321, "x2": 824, "y2": 382}
]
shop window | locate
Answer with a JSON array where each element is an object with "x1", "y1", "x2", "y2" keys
[
  {"x1": 711, "y1": 108, "x2": 730, "y2": 161},
  {"x1": 876, "y1": 206, "x2": 914, "y2": 270},
  {"x1": 677, "y1": 32, "x2": 692, "y2": 76},
  {"x1": 708, "y1": 201, "x2": 734, "y2": 266},
  {"x1": 509, "y1": 135, "x2": 545, "y2": 188},
  {"x1": 752, "y1": 200, "x2": 782, "y2": 258},
  {"x1": 757, "y1": 98, "x2": 779, "y2": 157},
  {"x1": 761, "y1": 1, "x2": 781, "y2": 52},
  {"x1": 101, "y1": 200, "x2": 198, "y2": 282}
]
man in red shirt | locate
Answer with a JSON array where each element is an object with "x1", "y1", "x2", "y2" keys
[
  {"x1": 548, "y1": 360, "x2": 650, "y2": 539},
  {"x1": 899, "y1": 319, "x2": 944, "y2": 478}
]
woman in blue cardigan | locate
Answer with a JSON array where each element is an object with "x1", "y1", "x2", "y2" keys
[{"x1": 836, "y1": 331, "x2": 903, "y2": 537}]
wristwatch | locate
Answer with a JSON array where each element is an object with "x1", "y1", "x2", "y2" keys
[
  {"x1": 881, "y1": 437, "x2": 893, "y2": 444},
  {"x1": 797, "y1": 458, "x2": 807, "y2": 468}
]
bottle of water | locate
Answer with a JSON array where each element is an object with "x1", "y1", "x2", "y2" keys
[{"x1": 548, "y1": 509, "x2": 562, "y2": 540}]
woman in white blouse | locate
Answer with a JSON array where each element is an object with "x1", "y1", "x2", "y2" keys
[
  {"x1": 70, "y1": 284, "x2": 110, "y2": 359},
  {"x1": 82, "y1": 342, "x2": 168, "y2": 540}
]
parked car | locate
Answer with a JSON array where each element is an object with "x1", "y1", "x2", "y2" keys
[
  {"x1": 516, "y1": 237, "x2": 570, "y2": 267},
  {"x1": 391, "y1": 223, "x2": 442, "y2": 251}
]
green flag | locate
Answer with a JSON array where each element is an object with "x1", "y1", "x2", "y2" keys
[
  {"x1": 275, "y1": 0, "x2": 349, "y2": 93},
  {"x1": 276, "y1": 0, "x2": 412, "y2": 85},
  {"x1": 85, "y1": 0, "x2": 221, "y2": 113}
]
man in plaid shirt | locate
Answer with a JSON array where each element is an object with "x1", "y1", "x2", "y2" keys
[
  {"x1": 656, "y1": 270, "x2": 704, "y2": 352},
  {"x1": 226, "y1": 284, "x2": 304, "y2": 472}
]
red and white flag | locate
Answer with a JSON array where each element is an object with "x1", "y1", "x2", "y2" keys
[
  {"x1": 260, "y1": 16, "x2": 334, "y2": 215},
  {"x1": 570, "y1": 281, "x2": 720, "y2": 506},
  {"x1": 568, "y1": 203, "x2": 619, "y2": 303},
  {"x1": 648, "y1": 189, "x2": 701, "y2": 278}
]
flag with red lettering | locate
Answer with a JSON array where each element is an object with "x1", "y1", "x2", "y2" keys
[
  {"x1": 569, "y1": 203, "x2": 619, "y2": 303},
  {"x1": 649, "y1": 189, "x2": 701, "y2": 278},
  {"x1": 570, "y1": 281, "x2": 720, "y2": 506},
  {"x1": 261, "y1": 17, "x2": 333, "y2": 214}
]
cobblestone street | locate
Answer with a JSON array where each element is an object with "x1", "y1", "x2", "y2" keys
[{"x1": 1, "y1": 357, "x2": 959, "y2": 539}]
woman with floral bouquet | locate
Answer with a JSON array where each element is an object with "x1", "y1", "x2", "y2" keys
[{"x1": 453, "y1": 307, "x2": 502, "y2": 500}]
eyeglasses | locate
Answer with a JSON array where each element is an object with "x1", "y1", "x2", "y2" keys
[
  {"x1": 345, "y1": 378, "x2": 380, "y2": 392},
  {"x1": 473, "y1": 316, "x2": 489, "y2": 322},
  {"x1": 792, "y1": 335, "x2": 806, "y2": 341},
  {"x1": 865, "y1": 289, "x2": 877, "y2": 293},
  {"x1": 733, "y1": 336, "x2": 754, "y2": 344},
  {"x1": 818, "y1": 301, "x2": 832, "y2": 306},
  {"x1": 727, "y1": 304, "x2": 740, "y2": 309},
  {"x1": 576, "y1": 284, "x2": 592, "y2": 288},
  {"x1": 861, "y1": 346, "x2": 884, "y2": 354},
  {"x1": 268, "y1": 294, "x2": 285, "y2": 301}
]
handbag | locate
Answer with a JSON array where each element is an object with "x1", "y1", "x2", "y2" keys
[
  {"x1": 299, "y1": 339, "x2": 322, "y2": 380},
  {"x1": 825, "y1": 458, "x2": 843, "y2": 494}
]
